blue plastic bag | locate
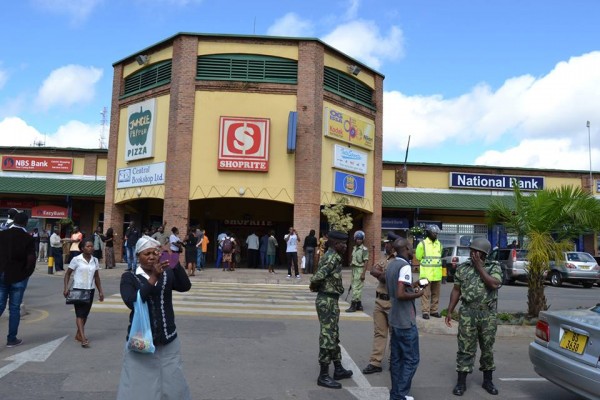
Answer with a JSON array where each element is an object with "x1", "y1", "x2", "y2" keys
[{"x1": 126, "y1": 290, "x2": 155, "y2": 354}]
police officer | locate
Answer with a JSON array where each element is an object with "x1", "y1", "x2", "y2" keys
[
  {"x1": 415, "y1": 224, "x2": 443, "y2": 319},
  {"x1": 346, "y1": 230, "x2": 369, "y2": 312},
  {"x1": 362, "y1": 231, "x2": 399, "y2": 374},
  {"x1": 445, "y1": 238, "x2": 502, "y2": 396},
  {"x1": 309, "y1": 230, "x2": 353, "y2": 389}
]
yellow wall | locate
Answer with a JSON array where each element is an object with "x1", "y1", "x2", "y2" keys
[
  {"x1": 123, "y1": 46, "x2": 174, "y2": 78},
  {"x1": 72, "y1": 157, "x2": 85, "y2": 175},
  {"x1": 407, "y1": 170, "x2": 449, "y2": 189},
  {"x1": 324, "y1": 51, "x2": 375, "y2": 88},
  {"x1": 321, "y1": 101, "x2": 375, "y2": 213},
  {"x1": 189, "y1": 91, "x2": 297, "y2": 203},
  {"x1": 96, "y1": 158, "x2": 107, "y2": 176},
  {"x1": 545, "y1": 177, "x2": 582, "y2": 189},
  {"x1": 382, "y1": 169, "x2": 396, "y2": 187},
  {"x1": 198, "y1": 41, "x2": 298, "y2": 60}
]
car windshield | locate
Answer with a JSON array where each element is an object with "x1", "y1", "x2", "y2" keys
[
  {"x1": 566, "y1": 252, "x2": 595, "y2": 262},
  {"x1": 456, "y1": 247, "x2": 470, "y2": 256}
]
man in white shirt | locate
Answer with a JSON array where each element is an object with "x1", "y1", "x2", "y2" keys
[
  {"x1": 49, "y1": 228, "x2": 65, "y2": 272},
  {"x1": 245, "y1": 231, "x2": 260, "y2": 268},
  {"x1": 284, "y1": 227, "x2": 301, "y2": 279}
]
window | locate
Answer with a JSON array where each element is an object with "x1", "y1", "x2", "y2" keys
[
  {"x1": 122, "y1": 60, "x2": 172, "y2": 97},
  {"x1": 196, "y1": 54, "x2": 297, "y2": 84},
  {"x1": 323, "y1": 67, "x2": 374, "y2": 109}
]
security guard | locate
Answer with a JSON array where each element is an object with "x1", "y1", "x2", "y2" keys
[
  {"x1": 309, "y1": 230, "x2": 353, "y2": 389},
  {"x1": 415, "y1": 224, "x2": 443, "y2": 319},
  {"x1": 362, "y1": 231, "x2": 399, "y2": 374},
  {"x1": 445, "y1": 238, "x2": 502, "y2": 396},
  {"x1": 346, "y1": 230, "x2": 369, "y2": 312}
]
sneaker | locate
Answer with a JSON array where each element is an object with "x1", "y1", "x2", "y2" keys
[
  {"x1": 6, "y1": 338, "x2": 23, "y2": 347},
  {"x1": 287, "y1": 274, "x2": 291, "y2": 278},
  {"x1": 405, "y1": 396, "x2": 414, "y2": 400},
  {"x1": 296, "y1": 275, "x2": 301, "y2": 279}
]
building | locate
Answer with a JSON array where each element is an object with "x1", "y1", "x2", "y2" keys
[{"x1": 103, "y1": 33, "x2": 384, "y2": 262}]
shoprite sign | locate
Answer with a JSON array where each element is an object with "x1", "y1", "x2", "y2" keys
[{"x1": 450, "y1": 172, "x2": 544, "y2": 191}]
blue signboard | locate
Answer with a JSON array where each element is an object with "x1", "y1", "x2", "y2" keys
[
  {"x1": 450, "y1": 172, "x2": 544, "y2": 191},
  {"x1": 381, "y1": 217, "x2": 409, "y2": 229},
  {"x1": 333, "y1": 171, "x2": 365, "y2": 197}
]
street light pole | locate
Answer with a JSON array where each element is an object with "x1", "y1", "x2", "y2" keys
[{"x1": 587, "y1": 121, "x2": 593, "y2": 192}]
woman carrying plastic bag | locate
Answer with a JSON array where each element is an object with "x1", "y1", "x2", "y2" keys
[{"x1": 117, "y1": 235, "x2": 192, "y2": 400}]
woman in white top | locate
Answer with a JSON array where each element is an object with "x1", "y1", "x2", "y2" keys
[{"x1": 63, "y1": 240, "x2": 104, "y2": 348}]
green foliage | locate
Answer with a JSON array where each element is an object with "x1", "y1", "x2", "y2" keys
[
  {"x1": 321, "y1": 197, "x2": 353, "y2": 233},
  {"x1": 487, "y1": 183, "x2": 600, "y2": 318}
]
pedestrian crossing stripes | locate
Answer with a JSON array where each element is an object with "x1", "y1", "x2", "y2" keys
[{"x1": 92, "y1": 282, "x2": 372, "y2": 321}]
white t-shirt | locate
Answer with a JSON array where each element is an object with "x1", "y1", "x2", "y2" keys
[
  {"x1": 397, "y1": 264, "x2": 413, "y2": 285},
  {"x1": 169, "y1": 233, "x2": 180, "y2": 252},
  {"x1": 285, "y1": 233, "x2": 299, "y2": 253},
  {"x1": 68, "y1": 254, "x2": 99, "y2": 289}
]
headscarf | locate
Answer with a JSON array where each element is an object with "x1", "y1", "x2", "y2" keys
[{"x1": 135, "y1": 235, "x2": 160, "y2": 254}]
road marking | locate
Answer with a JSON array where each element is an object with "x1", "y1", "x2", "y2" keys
[
  {"x1": 0, "y1": 336, "x2": 67, "y2": 379},
  {"x1": 92, "y1": 283, "x2": 372, "y2": 321},
  {"x1": 22, "y1": 308, "x2": 49, "y2": 324},
  {"x1": 499, "y1": 377, "x2": 547, "y2": 381},
  {"x1": 340, "y1": 344, "x2": 390, "y2": 400}
]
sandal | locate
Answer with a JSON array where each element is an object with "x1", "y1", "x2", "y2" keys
[{"x1": 81, "y1": 340, "x2": 90, "y2": 348}]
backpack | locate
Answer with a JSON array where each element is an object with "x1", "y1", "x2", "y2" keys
[{"x1": 222, "y1": 237, "x2": 233, "y2": 253}]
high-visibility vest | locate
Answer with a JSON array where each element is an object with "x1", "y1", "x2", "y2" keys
[{"x1": 415, "y1": 238, "x2": 443, "y2": 281}]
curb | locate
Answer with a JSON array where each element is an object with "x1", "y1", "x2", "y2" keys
[{"x1": 417, "y1": 316, "x2": 535, "y2": 338}]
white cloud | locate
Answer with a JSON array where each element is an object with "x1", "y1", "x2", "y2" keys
[
  {"x1": 383, "y1": 51, "x2": 600, "y2": 169},
  {"x1": 35, "y1": 65, "x2": 103, "y2": 110},
  {"x1": 0, "y1": 117, "x2": 103, "y2": 149},
  {"x1": 32, "y1": 0, "x2": 103, "y2": 24},
  {"x1": 321, "y1": 20, "x2": 404, "y2": 69},
  {"x1": 266, "y1": 12, "x2": 314, "y2": 37},
  {"x1": 343, "y1": 0, "x2": 360, "y2": 20},
  {"x1": 0, "y1": 68, "x2": 7, "y2": 90}
]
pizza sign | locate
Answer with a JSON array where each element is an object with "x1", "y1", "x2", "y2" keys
[{"x1": 218, "y1": 117, "x2": 270, "y2": 172}]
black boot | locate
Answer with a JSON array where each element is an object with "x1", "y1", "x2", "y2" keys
[
  {"x1": 317, "y1": 363, "x2": 341, "y2": 389},
  {"x1": 355, "y1": 301, "x2": 364, "y2": 311},
  {"x1": 453, "y1": 371, "x2": 467, "y2": 396},
  {"x1": 482, "y1": 370, "x2": 499, "y2": 395},
  {"x1": 345, "y1": 301, "x2": 357, "y2": 313},
  {"x1": 333, "y1": 360, "x2": 353, "y2": 380}
]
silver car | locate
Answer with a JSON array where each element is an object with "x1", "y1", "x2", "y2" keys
[
  {"x1": 548, "y1": 252, "x2": 600, "y2": 288},
  {"x1": 529, "y1": 305, "x2": 600, "y2": 399}
]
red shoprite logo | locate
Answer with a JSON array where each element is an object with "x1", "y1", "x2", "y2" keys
[{"x1": 218, "y1": 117, "x2": 270, "y2": 172}]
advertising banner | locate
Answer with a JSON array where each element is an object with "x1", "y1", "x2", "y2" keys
[
  {"x1": 324, "y1": 106, "x2": 374, "y2": 150},
  {"x1": 218, "y1": 116, "x2": 270, "y2": 172},
  {"x1": 333, "y1": 144, "x2": 368, "y2": 174},
  {"x1": 31, "y1": 205, "x2": 68, "y2": 219},
  {"x1": 117, "y1": 162, "x2": 165, "y2": 189},
  {"x1": 125, "y1": 99, "x2": 156, "y2": 161},
  {"x1": 333, "y1": 170, "x2": 365, "y2": 198},
  {"x1": 1, "y1": 155, "x2": 73, "y2": 173},
  {"x1": 450, "y1": 172, "x2": 544, "y2": 191}
]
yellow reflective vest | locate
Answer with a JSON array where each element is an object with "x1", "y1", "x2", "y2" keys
[{"x1": 415, "y1": 237, "x2": 443, "y2": 281}]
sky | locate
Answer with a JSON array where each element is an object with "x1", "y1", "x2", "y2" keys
[{"x1": 1, "y1": 0, "x2": 600, "y2": 171}]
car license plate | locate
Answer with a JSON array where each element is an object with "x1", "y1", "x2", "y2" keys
[
  {"x1": 579, "y1": 265, "x2": 590, "y2": 270},
  {"x1": 559, "y1": 330, "x2": 588, "y2": 354}
]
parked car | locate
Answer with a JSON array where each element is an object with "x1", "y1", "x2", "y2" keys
[
  {"x1": 547, "y1": 252, "x2": 600, "y2": 288},
  {"x1": 441, "y1": 246, "x2": 470, "y2": 282},
  {"x1": 488, "y1": 248, "x2": 529, "y2": 284},
  {"x1": 529, "y1": 304, "x2": 600, "y2": 400}
]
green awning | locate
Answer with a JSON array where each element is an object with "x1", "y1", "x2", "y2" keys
[
  {"x1": 0, "y1": 177, "x2": 106, "y2": 197},
  {"x1": 382, "y1": 191, "x2": 515, "y2": 211}
]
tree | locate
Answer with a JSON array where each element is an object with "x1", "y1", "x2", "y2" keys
[
  {"x1": 321, "y1": 197, "x2": 353, "y2": 233},
  {"x1": 487, "y1": 184, "x2": 600, "y2": 317}
]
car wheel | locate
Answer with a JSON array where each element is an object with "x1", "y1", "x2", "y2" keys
[
  {"x1": 582, "y1": 282, "x2": 594, "y2": 288},
  {"x1": 549, "y1": 271, "x2": 562, "y2": 287}
]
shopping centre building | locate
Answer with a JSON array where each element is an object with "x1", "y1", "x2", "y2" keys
[{"x1": 1, "y1": 33, "x2": 597, "y2": 261}]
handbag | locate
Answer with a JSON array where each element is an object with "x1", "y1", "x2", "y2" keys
[
  {"x1": 66, "y1": 288, "x2": 93, "y2": 305},
  {"x1": 126, "y1": 290, "x2": 155, "y2": 354}
]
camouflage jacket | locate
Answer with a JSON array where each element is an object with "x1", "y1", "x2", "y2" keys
[
  {"x1": 455, "y1": 259, "x2": 502, "y2": 309},
  {"x1": 351, "y1": 244, "x2": 369, "y2": 267},
  {"x1": 310, "y1": 249, "x2": 344, "y2": 295}
]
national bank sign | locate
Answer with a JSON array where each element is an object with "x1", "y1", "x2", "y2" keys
[{"x1": 450, "y1": 172, "x2": 544, "y2": 191}]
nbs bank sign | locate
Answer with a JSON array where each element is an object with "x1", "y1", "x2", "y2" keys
[{"x1": 450, "y1": 172, "x2": 544, "y2": 191}]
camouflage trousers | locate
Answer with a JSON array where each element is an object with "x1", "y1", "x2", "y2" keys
[
  {"x1": 316, "y1": 293, "x2": 341, "y2": 364},
  {"x1": 350, "y1": 266, "x2": 365, "y2": 302},
  {"x1": 456, "y1": 307, "x2": 497, "y2": 373}
]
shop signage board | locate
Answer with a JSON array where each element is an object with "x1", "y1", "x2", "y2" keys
[
  {"x1": 218, "y1": 116, "x2": 270, "y2": 172},
  {"x1": 333, "y1": 144, "x2": 368, "y2": 175},
  {"x1": 450, "y1": 172, "x2": 544, "y2": 191},
  {"x1": 333, "y1": 170, "x2": 365, "y2": 198},
  {"x1": 31, "y1": 205, "x2": 68, "y2": 219},
  {"x1": 1, "y1": 155, "x2": 73, "y2": 173},
  {"x1": 382, "y1": 217, "x2": 409, "y2": 229},
  {"x1": 323, "y1": 106, "x2": 374, "y2": 150},
  {"x1": 0, "y1": 200, "x2": 36, "y2": 209},
  {"x1": 125, "y1": 98, "x2": 156, "y2": 161},
  {"x1": 117, "y1": 162, "x2": 165, "y2": 189}
]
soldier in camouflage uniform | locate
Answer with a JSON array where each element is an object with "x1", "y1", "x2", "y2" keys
[
  {"x1": 445, "y1": 237, "x2": 502, "y2": 396},
  {"x1": 345, "y1": 230, "x2": 369, "y2": 312},
  {"x1": 309, "y1": 230, "x2": 353, "y2": 389}
]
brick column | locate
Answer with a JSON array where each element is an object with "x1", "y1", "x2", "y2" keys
[
  {"x1": 103, "y1": 64, "x2": 125, "y2": 259},
  {"x1": 363, "y1": 74, "x2": 384, "y2": 259},
  {"x1": 163, "y1": 35, "x2": 197, "y2": 233},
  {"x1": 294, "y1": 42, "x2": 325, "y2": 258}
]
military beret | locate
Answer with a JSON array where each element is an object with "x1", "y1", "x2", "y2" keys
[
  {"x1": 327, "y1": 230, "x2": 348, "y2": 241},
  {"x1": 383, "y1": 232, "x2": 400, "y2": 243}
]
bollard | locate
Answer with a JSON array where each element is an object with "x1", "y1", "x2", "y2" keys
[{"x1": 48, "y1": 256, "x2": 54, "y2": 274}]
